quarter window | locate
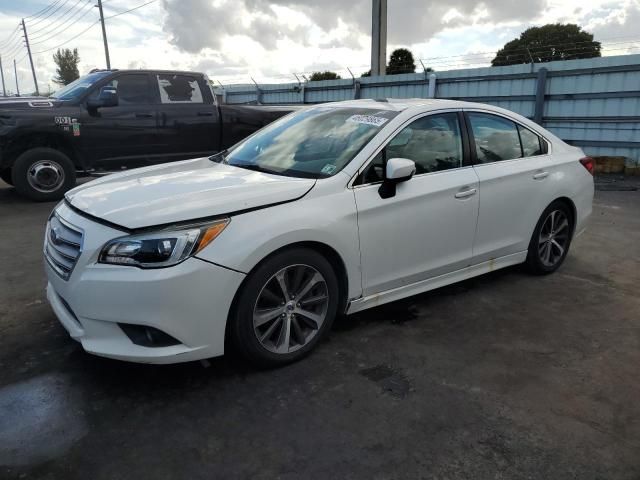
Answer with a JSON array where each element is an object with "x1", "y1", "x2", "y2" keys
[
  {"x1": 518, "y1": 125, "x2": 543, "y2": 157},
  {"x1": 157, "y1": 74, "x2": 204, "y2": 104},
  {"x1": 468, "y1": 113, "x2": 522, "y2": 163}
]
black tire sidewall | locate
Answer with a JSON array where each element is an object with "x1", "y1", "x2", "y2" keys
[
  {"x1": 526, "y1": 201, "x2": 574, "y2": 274},
  {"x1": 230, "y1": 248, "x2": 340, "y2": 367},
  {"x1": 11, "y1": 148, "x2": 76, "y2": 201}
]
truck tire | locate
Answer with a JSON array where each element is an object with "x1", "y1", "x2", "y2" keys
[
  {"x1": 12, "y1": 148, "x2": 76, "y2": 202},
  {"x1": 0, "y1": 168, "x2": 12, "y2": 186}
]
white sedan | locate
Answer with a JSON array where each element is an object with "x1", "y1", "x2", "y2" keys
[{"x1": 44, "y1": 99, "x2": 594, "y2": 366}]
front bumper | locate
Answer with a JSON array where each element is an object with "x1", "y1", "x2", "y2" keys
[{"x1": 45, "y1": 203, "x2": 246, "y2": 364}]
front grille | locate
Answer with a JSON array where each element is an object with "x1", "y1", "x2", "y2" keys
[{"x1": 44, "y1": 213, "x2": 84, "y2": 280}]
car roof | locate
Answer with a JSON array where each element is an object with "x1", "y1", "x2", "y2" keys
[{"x1": 325, "y1": 98, "x2": 484, "y2": 112}]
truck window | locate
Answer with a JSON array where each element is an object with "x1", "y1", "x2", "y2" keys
[
  {"x1": 156, "y1": 74, "x2": 204, "y2": 104},
  {"x1": 87, "y1": 74, "x2": 154, "y2": 105}
]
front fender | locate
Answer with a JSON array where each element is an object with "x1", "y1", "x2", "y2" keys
[{"x1": 195, "y1": 186, "x2": 362, "y2": 300}]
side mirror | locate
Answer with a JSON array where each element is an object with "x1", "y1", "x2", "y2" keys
[
  {"x1": 379, "y1": 157, "x2": 416, "y2": 199},
  {"x1": 87, "y1": 86, "x2": 118, "y2": 109}
]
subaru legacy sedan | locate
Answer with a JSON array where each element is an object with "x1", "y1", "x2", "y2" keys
[{"x1": 44, "y1": 99, "x2": 594, "y2": 366}]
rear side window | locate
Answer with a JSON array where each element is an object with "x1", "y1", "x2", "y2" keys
[
  {"x1": 157, "y1": 74, "x2": 204, "y2": 104},
  {"x1": 518, "y1": 125, "x2": 543, "y2": 157},
  {"x1": 468, "y1": 113, "x2": 522, "y2": 163}
]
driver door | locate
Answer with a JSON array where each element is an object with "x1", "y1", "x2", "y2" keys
[
  {"x1": 81, "y1": 73, "x2": 162, "y2": 168},
  {"x1": 353, "y1": 111, "x2": 480, "y2": 296}
]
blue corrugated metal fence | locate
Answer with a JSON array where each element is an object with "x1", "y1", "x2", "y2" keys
[{"x1": 217, "y1": 54, "x2": 640, "y2": 162}]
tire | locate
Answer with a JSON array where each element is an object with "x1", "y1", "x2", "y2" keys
[
  {"x1": 12, "y1": 148, "x2": 76, "y2": 202},
  {"x1": 526, "y1": 200, "x2": 574, "y2": 275},
  {"x1": 0, "y1": 168, "x2": 12, "y2": 186},
  {"x1": 229, "y1": 248, "x2": 340, "y2": 368}
]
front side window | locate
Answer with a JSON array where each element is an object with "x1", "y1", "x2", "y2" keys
[
  {"x1": 468, "y1": 112, "x2": 522, "y2": 163},
  {"x1": 220, "y1": 107, "x2": 399, "y2": 178},
  {"x1": 88, "y1": 74, "x2": 154, "y2": 105},
  {"x1": 358, "y1": 112, "x2": 463, "y2": 184},
  {"x1": 157, "y1": 74, "x2": 204, "y2": 103}
]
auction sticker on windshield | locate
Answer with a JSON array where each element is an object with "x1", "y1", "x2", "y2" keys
[{"x1": 347, "y1": 114, "x2": 389, "y2": 127}]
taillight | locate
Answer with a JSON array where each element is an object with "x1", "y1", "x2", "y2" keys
[{"x1": 579, "y1": 157, "x2": 595, "y2": 175}]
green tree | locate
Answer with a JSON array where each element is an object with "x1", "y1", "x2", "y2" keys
[
  {"x1": 491, "y1": 24, "x2": 601, "y2": 66},
  {"x1": 387, "y1": 48, "x2": 416, "y2": 75},
  {"x1": 52, "y1": 48, "x2": 80, "y2": 85},
  {"x1": 309, "y1": 71, "x2": 341, "y2": 81},
  {"x1": 360, "y1": 70, "x2": 371, "y2": 77}
]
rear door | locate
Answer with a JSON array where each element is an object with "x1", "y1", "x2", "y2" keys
[
  {"x1": 82, "y1": 72, "x2": 161, "y2": 167},
  {"x1": 465, "y1": 110, "x2": 555, "y2": 264},
  {"x1": 155, "y1": 73, "x2": 221, "y2": 159},
  {"x1": 353, "y1": 111, "x2": 480, "y2": 296}
]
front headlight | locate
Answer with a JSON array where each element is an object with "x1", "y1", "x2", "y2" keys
[{"x1": 99, "y1": 218, "x2": 229, "y2": 268}]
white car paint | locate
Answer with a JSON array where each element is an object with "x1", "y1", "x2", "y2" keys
[{"x1": 44, "y1": 98, "x2": 594, "y2": 364}]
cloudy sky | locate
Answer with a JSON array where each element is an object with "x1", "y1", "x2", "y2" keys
[{"x1": 0, "y1": 0, "x2": 638, "y2": 94}]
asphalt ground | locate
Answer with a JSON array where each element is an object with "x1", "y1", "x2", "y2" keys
[{"x1": 0, "y1": 176, "x2": 639, "y2": 479}]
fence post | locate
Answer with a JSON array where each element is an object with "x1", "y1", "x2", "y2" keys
[
  {"x1": 534, "y1": 67, "x2": 548, "y2": 125},
  {"x1": 300, "y1": 84, "x2": 306, "y2": 104},
  {"x1": 354, "y1": 80, "x2": 361, "y2": 99},
  {"x1": 428, "y1": 73, "x2": 437, "y2": 98}
]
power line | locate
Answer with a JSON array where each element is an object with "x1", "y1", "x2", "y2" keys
[
  {"x1": 29, "y1": 0, "x2": 90, "y2": 38},
  {"x1": 104, "y1": 0, "x2": 158, "y2": 19},
  {"x1": 26, "y1": 0, "x2": 73, "y2": 28},
  {"x1": 0, "y1": 24, "x2": 21, "y2": 49},
  {"x1": 29, "y1": 2, "x2": 96, "y2": 45},
  {"x1": 31, "y1": 20, "x2": 100, "y2": 54},
  {"x1": 24, "y1": 0, "x2": 66, "y2": 20}
]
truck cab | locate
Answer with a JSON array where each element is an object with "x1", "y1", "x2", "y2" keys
[{"x1": 0, "y1": 69, "x2": 293, "y2": 201}]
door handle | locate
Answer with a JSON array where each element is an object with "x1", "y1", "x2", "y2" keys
[
  {"x1": 135, "y1": 112, "x2": 153, "y2": 118},
  {"x1": 454, "y1": 187, "x2": 477, "y2": 199},
  {"x1": 197, "y1": 111, "x2": 214, "y2": 116},
  {"x1": 533, "y1": 171, "x2": 549, "y2": 180}
]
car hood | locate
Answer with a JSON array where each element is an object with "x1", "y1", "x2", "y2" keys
[{"x1": 65, "y1": 158, "x2": 316, "y2": 229}]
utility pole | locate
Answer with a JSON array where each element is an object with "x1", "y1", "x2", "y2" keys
[
  {"x1": 97, "y1": 0, "x2": 111, "y2": 69},
  {"x1": 0, "y1": 56, "x2": 6, "y2": 96},
  {"x1": 21, "y1": 19, "x2": 39, "y2": 95},
  {"x1": 13, "y1": 59, "x2": 19, "y2": 96},
  {"x1": 371, "y1": 0, "x2": 387, "y2": 76}
]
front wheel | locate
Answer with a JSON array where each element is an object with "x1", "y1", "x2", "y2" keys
[
  {"x1": 12, "y1": 148, "x2": 76, "y2": 202},
  {"x1": 228, "y1": 248, "x2": 340, "y2": 367},
  {"x1": 526, "y1": 201, "x2": 574, "y2": 275}
]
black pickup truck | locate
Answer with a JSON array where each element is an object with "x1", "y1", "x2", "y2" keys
[{"x1": 0, "y1": 69, "x2": 295, "y2": 201}]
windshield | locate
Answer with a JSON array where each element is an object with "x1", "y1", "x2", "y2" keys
[
  {"x1": 51, "y1": 71, "x2": 112, "y2": 100},
  {"x1": 220, "y1": 106, "x2": 399, "y2": 178}
]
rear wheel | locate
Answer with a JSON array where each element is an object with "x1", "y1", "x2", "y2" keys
[
  {"x1": 0, "y1": 168, "x2": 12, "y2": 186},
  {"x1": 12, "y1": 148, "x2": 76, "y2": 201},
  {"x1": 526, "y1": 201, "x2": 574, "y2": 275},
  {"x1": 229, "y1": 248, "x2": 339, "y2": 367}
]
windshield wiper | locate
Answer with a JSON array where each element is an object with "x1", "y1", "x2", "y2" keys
[{"x1": 230, "y1": 163, "x2": 283, "y2": 176}]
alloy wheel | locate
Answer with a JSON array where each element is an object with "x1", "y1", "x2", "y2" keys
[
  {"x1": 253, "y1": 264, "x2": 329, "y2": 354},
  {"x1": 538, "y1": 209, "x2": 570, "y2": 267}
]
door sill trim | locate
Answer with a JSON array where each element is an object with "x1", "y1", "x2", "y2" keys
[{"x1": 347, "y1": 251, "x2": 527, "y2": 314}]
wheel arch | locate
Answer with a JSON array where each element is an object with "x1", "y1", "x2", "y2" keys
[
  {"x1": 224, "y1": 240, "x2": 351, "y2": 347},
  {"x1": 2, "y1": 133, "x2": 82, "y2": 170},
  {"x1": 550, "y1": 196, "x2": 577, "y2": 234}
]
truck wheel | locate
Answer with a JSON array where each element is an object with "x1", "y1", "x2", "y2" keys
[
  {"x1": 0, "y1": 168, "x2": 12, "y2": 186},
  {"x1": 12, "y1": 148, "x2": 76, "y2": 202}
]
